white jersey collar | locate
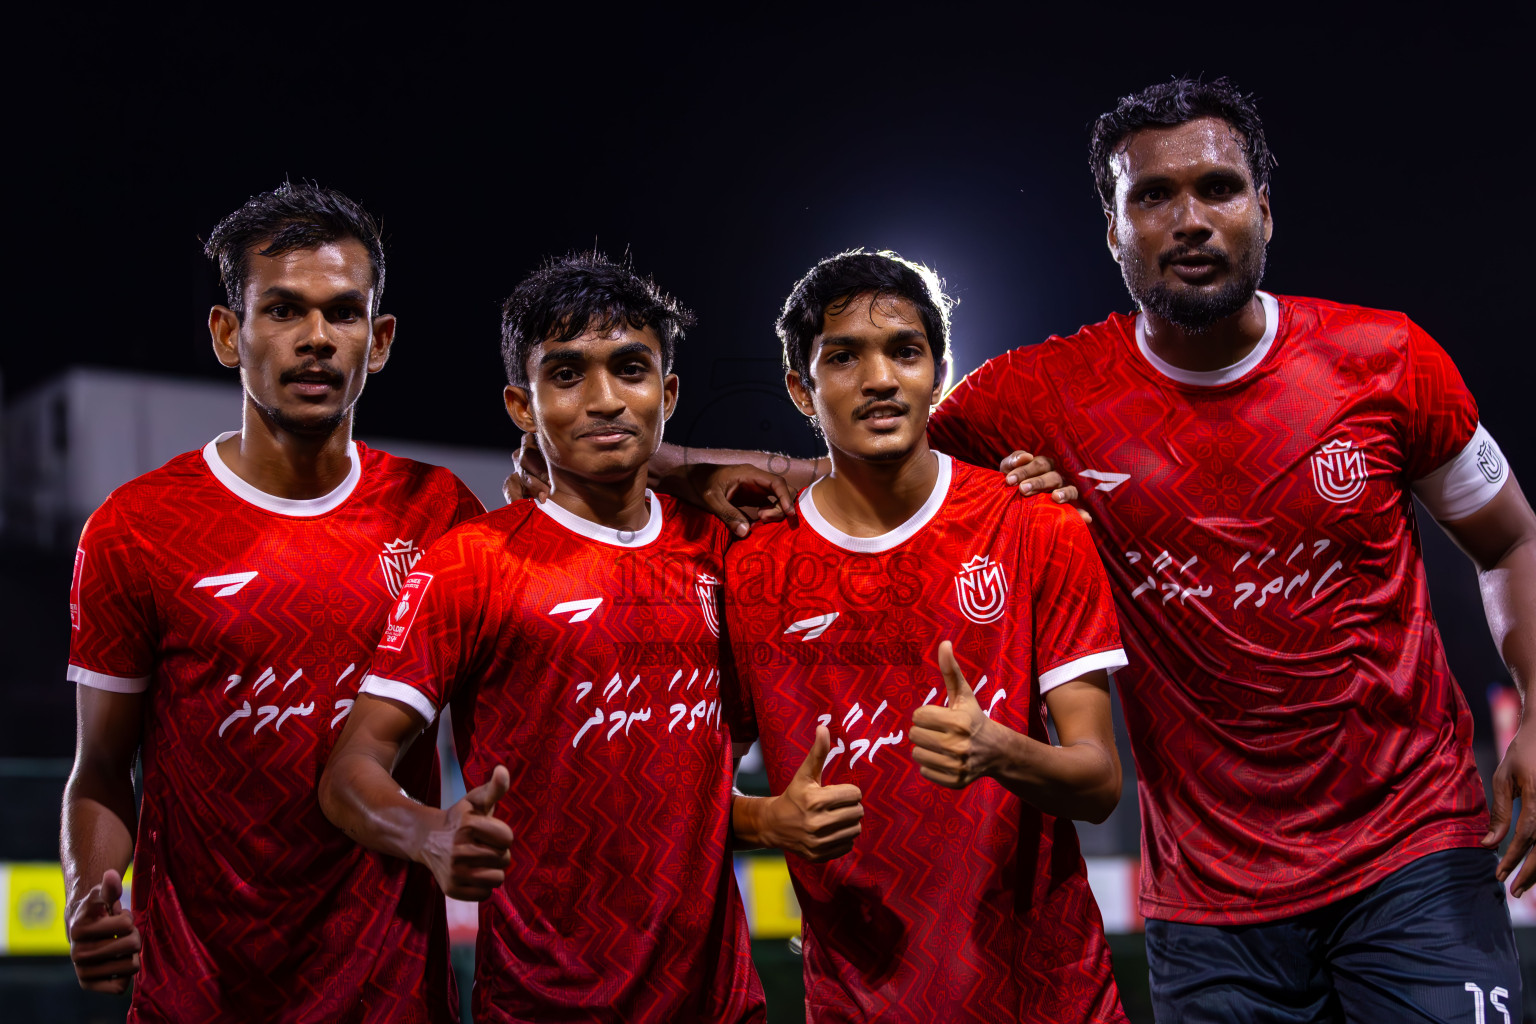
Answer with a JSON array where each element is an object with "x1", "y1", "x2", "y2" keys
[
  {"x1": 799, "y1": 451, "x2": 953, "y2": 554},
  {"x1": 535, "y1": 489, "x2": 664, "y2": 547},
  {"x1": 1135, "y1": 290, "x2": 1279, "y2": 387},
  {"x1": 202, "y1": 431, "x2": 362, "y2": 517}
]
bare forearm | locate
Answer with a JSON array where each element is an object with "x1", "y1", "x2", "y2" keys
[
  {"x1": 986, "y1": 725, "x2": 1120, "y2": 823},
  {"x1": 649, "y1": 442, "x2": 825, "y2": 497},
  {"x1": 319, "y1": 753, "x2": 444, "y2": 864},
  {"x1": 731, "y1": 793, "x2": 777, "y2": 849},
  {"x1": 1481, "y1": 536, "x2": 1536, "y2": 712},
  {"x1": 61, "y1": 772, "x2": 136, "y2": 916}
]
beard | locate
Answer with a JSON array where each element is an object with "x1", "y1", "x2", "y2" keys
[{"x1": 1122, "y1": 236, "x2": 1268, "y2": 332}]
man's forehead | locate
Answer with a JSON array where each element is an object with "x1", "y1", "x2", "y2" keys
[
  {"x1": 1112, "y1": 117, "x2": 1250, "y2": 180},
  {"x1": 246, "y1": 239, "x2": 374, "y2": 292},
  {"x1": 539, "y1": 323, "x2": 663, "y2": 357},
  {"x1": 819, "y1": 292, "x2": 926, "y2": 337}
]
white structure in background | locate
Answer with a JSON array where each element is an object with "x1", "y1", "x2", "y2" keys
[{"x1": 3, "y1": 368, "x2": 511, "y2": 547}]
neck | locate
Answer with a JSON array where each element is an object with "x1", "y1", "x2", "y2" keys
[
  {"x1": 814, "y1": 439, "x2": 940, "y2": 538},
  {"x1": 216, "y1": 401, "x2": 355, "y2": 500},
  {"x1": 546, "y1": 465, "x2": 652, "y2": 532},
  {"x1": 1141, "y1": 292, "x2": 1267, "y2": 372}
]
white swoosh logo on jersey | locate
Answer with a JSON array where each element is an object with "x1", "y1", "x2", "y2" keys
[
  {"x1": 1079, "y1": 470, "x2": 1131, "y2": 493},
  {"x1": 783, "y1": 612, "x2": 839, "y2": 641},
  {"x1": 193, "y1": 571, "x2": 259, "y2": 597},
  {"x1": 549, "y1": 598, "x2": 603, "y2": 623}
]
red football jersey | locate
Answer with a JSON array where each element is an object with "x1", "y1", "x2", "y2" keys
[
  {"x1": 928, "y1": 292, "x2": 1511, "y2": 924},
  {"x1": 361, "y1": 493, "x2": 765, "y2": 1024},
  {"x1": 723, "y1": 453, "x2": 1129, "y2": 1024},
  {"x1": 68, "y1": 435, "x2": 483, "y2": 1023}
]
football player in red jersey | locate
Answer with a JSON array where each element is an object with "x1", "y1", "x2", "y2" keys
[
  {"x1": 320, "y1": 253, "x2": 791, "y2": 1023},
  {"x1": 61, "y1": 184, "x2": 483, "y2": 1021},
  {"x1": 723, "y1": 251, "x2": 1130, "y2": 1023},
  {"x1": 923, "y1": 79, "x2": 1536, "y2": 1022}
]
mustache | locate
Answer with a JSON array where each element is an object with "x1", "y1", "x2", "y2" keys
[
  {"x1": 1158, "y1": 245, "x2": 1231, "y2": 271},
  {"x1": 853, "y1": 398, "x2": 911, "y2": 420},
  {"x1": 280, "y1": 363, "x2": 345, "y2": 387}
]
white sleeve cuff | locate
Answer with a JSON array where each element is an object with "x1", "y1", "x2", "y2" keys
[
  {"x1": 1039, "y1": 649, "x2": 1128, "y2": 695},
  {"x1": 1412, "y1": 423, "x2": 1509, "y2": 521},
  {"x1": 68, "y1": 664, "x2": 150, "y2": 693},
  {"x1": 359, "y1": 674, "x2": 439, "y2": 722}
]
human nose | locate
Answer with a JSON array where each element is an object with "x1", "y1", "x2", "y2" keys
[
  {"x1": 295, "y1": 309, "x2": 335, "y2": 357},
  {"x1": 1169, "y1": 192, "x2": 1213, "y2": 243},
  {"x1": 585, "y1": 370, "x2": 627, "y2": 415},
  {"x1": 861, "y1": 354, "x2": 899, "y2": 395}
]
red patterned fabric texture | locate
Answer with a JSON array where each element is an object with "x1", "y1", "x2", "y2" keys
[
  {"x1": 928, "y1": 294, "x2": 1491, "y2": 924},
  {"x1": 69, "y1": 442, "x2": 483, "y2": 1022},
  {"x1": 723, "y1": 454, "x2": 1128, "y2": 1023}
]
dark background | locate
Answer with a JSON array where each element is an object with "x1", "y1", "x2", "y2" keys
[
  {"x1": 3, "y1": 5, "x2": 1531, "y2": 1020},
  {"x1": 10, "y1": 4, "x2": 1528, "y2": 704}
]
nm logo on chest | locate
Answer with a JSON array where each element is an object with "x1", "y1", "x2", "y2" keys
[
  {"x1": 953, "y1": 555, "x2": 1008, "y2": 625},
  {"x1": 1310, "y1": 438, "x2": 1368, "y2": 504}
]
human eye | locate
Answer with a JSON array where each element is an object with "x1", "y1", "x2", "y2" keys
[
  {"x1": 267, "y1": 303, "x2": 295, "y2": 319},
  {"x1": 328, "y1": 305, "x2": 363, "y2": 324},
  {"x1": 825, "y1": 349, "x2": 855, "y2": 365},
  {"x1": 549, "y1": 366, "x2": 580, "y2": 384}
]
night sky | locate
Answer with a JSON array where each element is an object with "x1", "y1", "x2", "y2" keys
[{"x1": 10, "y1": 8, "x2": 1530, "y2": 687}]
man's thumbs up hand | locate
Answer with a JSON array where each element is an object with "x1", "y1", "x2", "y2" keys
[
  {"x1": 67, "y1": 868, "x2": 141, "y2": 993},
  {"x1": 912, "y1": 641, "x2": 999, "y2": 789},
  {"x1": 764, "y1": 726, "x2": 863, "y2": 862},
  {"x1": 422, "y1": 765, "x2": 515, "y2": 901}
]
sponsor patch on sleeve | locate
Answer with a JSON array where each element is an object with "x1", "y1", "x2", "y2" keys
[
  {"x1": 70, "y1": 548, "x2": 85, "y2": 630},
  {"x1": 379, "y1": 572, "x2": 433, "y2": 652}
]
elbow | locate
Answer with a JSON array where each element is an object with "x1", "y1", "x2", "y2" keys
[
  {"x1": 317, "y1": 762, "x2": 346, "y2": 829},
  {"x1": 1080, "y1": 757, "x2": 1123, "y2": 825},
  {"x1": 1080, "y1": 782, "x2": 1121, "y2": 825}
]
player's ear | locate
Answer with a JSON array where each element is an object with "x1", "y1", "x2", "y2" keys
[
  {"x1": 367, "y1": 314, "x2": 397, "y2": 373},
  {"x1": 931, "y1": 357, "x2": 950, "y2": 407},
  {"x1": 504, "y1": 385, "x2": 536, "y2": 434},
  {"x1": 1259, "y1": 185, "x2": 1274, "y2": 243},
  {"x1": 1104, "y1": 207, "x2": 1122, "y2": 264},
  {"x1": 210, "y1": 306, "x2": 241, "y2": 368},
  {"x1": 661, "y1": 373, "x2": 679, "y2": 422},
  {"x1": 786, "y1": 371, "x2": 816, "y2": 418}
]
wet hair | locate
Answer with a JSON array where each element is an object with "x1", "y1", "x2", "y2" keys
[
  {"x1": 1089, "y1": 76, "x2": 1277, "y2": 209},
  {"x1": 500, "y1": 252, "x2": 695, "y2": 387},
  {"x1": 203, "y1": 182, "x2": 386, "y2": 317},
  {"x1": 776, "y1": 250, "x2": 952, "y2": 389}
]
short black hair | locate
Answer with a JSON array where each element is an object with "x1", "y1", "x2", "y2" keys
[
  {"x1": 776, "y1": 250, "x2": 953, "y2": 389},
  {"x1": 501, "y1": 252, "x2": 695, "y2": 387},
  {"x1": 1089, "y1": 76, "x2": 1277, "y2": 210},
  {"x1": 203, "y1": 182, "x2": 386, "y2": 317}
]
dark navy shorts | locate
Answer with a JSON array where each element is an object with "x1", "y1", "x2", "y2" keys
[{"x1": 1146, "y1": 847, "x2": 1523, "y2": 1023}]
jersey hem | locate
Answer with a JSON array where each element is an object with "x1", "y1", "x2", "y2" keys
[
  {"x1": 359, "y1": 674, "x2": 440, "y2": 722},
  {"x1": 67, "y1": 664, "x2": 149, "y2": 693},
  {"x1": 1138, "y1": 825, "x2": 1487, "y2": 924},
  {"x1": 1039, "y1": 648, "x2": 1128, "y2": 694}
]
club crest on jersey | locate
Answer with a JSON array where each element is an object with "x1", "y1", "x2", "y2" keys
[
  {"x1": 953, "y1": 554, "x2": 1008, "y2": 625},
  {"x1": 378, "y1": 538, "x2": 423, "y2": 599},
  {"x1": 695, "y1": 573, "x2": 721, "y2": 637},
  {"x1": 1310, "y1": 438, "x2": 1368, "y2": 504}
]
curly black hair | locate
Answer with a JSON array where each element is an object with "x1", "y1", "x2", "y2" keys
[
  {"x1": 1089, "y1": 76, "x2": 1277, "y2": 209},
  {"x1": 776, "y1": 250, "x2": 952, "y2": 391},
  {"x1": 501, "y1": 252, "x2": 695, "y2": 387},
  {"x1": 203, "y1": 182, "x2": 385, "y2": 318}
]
